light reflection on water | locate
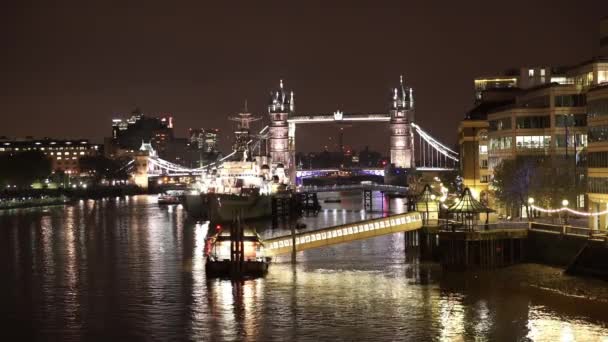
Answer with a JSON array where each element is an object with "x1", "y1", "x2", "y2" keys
[{"x1": 1, "y1": 194, "x2": 608, "y2": 341}]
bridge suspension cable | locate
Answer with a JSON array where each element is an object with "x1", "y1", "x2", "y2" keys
[{"x1": 411, "y1": 123, "x2": 458, "y2": 169}]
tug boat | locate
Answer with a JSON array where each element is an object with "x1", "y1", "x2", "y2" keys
[{"x1": 204, "y1": 225, "x2": 271, "y2": 277}]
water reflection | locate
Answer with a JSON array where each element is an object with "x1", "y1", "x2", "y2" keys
[{"x1": 0, "y1": 195, "x2": 607, "y2": 340}]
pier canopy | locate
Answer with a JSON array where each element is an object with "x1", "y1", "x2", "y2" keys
[
  {"x1": 416, "y1": 184, "x2": 440, "y2": 225},
  {"x1": 446, "y1": 188, "x2": 494, "y2": 231}
]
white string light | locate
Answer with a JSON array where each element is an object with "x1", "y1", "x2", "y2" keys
[{"x1": 530, "y1": 204, "x2": 608, "y2": 217}]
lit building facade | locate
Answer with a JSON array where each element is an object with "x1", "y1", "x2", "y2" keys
[
  {"x1": 458, "y1": 115, "x2": 490, "y2": 200},
  {"x1": 460, "y1": 18, "x2": 608, "y2": 217},
  {"x1": 486, "y1": 83, "x2": 588, "y2": 174},
  {"x1": 586, "y1": 84, "x2": 608, "y2": 229},
  {"x1": 0, "y1": 137, "x2": 100, "y2": 174}
]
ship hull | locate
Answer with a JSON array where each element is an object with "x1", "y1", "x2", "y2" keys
[
  {"x1": 184, "y1": 193, "x2": 272, "y2": 222},
  {"x1": 205, "y1": 259, "x2": 269, "y2": 278}
]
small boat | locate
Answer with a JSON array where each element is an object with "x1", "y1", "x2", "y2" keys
[
  {"x1": 204, "y1": 225, "x2": 271, "y2": 277},
  {"x1": 158, "y1": 190, "x2": 184, "y2": 205},
  {"x1": 323, "y1": 198, "x2": 342, "y2": 203}
]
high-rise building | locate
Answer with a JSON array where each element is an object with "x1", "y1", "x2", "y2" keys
[
  {"x1": 188, "y1": 128, "x2": 220, "y2": 153},
  {"x1": 109, "y1": 108, "x2": 174, "y2": 156},
  {"x1": 106, "y1": 108, "x2": 190, "y2": 164}
]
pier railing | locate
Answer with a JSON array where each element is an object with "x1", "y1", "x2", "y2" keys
[
  {"x1": 434, "y1": 219, "x2": 530, "y2": 232},
  {"x1": 529, "y1": 222, "x2": 608, "y2": 240}
]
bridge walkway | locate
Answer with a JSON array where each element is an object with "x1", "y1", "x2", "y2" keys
[{"x1": 264, "y1": 212, "x2": 422, "y2": 256}]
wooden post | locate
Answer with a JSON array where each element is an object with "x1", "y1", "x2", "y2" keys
[
  {"x1": 291, "y1": 222, "x2": 296, "y2": 264},
  {"x1": 464, "y1": 240, "x2": 468, "y2": 267}
]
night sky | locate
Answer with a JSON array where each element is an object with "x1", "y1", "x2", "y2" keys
[{"x1": 2, "y1": 1, "x2": 608, "y2": 153}]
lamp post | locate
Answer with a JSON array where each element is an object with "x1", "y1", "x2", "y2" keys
[
  {"x1": 562, "y1": 199, "x2": 569, "y2": 225},
  {"x1": 439, "y1": 196, "x2": 446, "y2": 220},
  {"x1": 527, "y1": 197, "x2": 535, "y2": 221},
  {"x1": 429, "y1": 194, "x2": 436, "y2": 226}
]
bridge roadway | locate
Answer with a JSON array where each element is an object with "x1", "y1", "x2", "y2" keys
[
  {"x1": 297, "y1": 184, "x2": 409, "y2": 194},
  {"x1": 264, "y1": 212, "x2": 422, "y2": 256}
]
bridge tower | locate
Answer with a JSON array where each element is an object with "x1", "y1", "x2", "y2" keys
[
  {"x1": 268, "y1": 80, "x2": 296, "y2": 183},
  {"x1": 389, "y1": 76, "x2": 415, "y2": 168},
  {"x1": 133, "y1": 154, "x2": 149, "y2": 189}
]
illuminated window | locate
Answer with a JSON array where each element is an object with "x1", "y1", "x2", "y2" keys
[
  {"x1": 528, "y1": 69, "x2": 534, "y2": 77},
  {"x1": 599, "y1": 70, "x2": 608, "y2": 84},
  {"x1": 515, "y1": 135, "x2": 551, "y2": 149}
]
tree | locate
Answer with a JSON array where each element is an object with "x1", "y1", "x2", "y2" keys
[
  {"x1": 0, "y1": 151, "x2": 51, "y2": 188},
  {"x1": 492, "y1": 155, "x2": 585, "y2": 217},
  {"x1": 492, "y1": 156, "x2": 540, "y2": 217},
  {"x1": 439, "y1": 170, "x2": 462, "y2": 194}
]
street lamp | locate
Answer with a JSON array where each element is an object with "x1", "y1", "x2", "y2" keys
[
  {"x1": 439, "y1": 196, "x2": 446, "y2": 220},
  {"x1": 528, "y1": 197, "x2": 535, "y2": 221},
  {"x1": 562, "y1": 199, "x2": 569, "y2": 225}
]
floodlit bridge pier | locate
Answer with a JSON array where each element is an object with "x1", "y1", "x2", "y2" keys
[{"x1": 264, "y1": 212, "x2": 422, "y2": 256}]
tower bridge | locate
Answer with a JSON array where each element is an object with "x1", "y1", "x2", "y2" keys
[{"x1": 126, "y1": 77, "x2": 458, "y2": 187}]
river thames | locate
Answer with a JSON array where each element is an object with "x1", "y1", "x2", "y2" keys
[{"x1": 2, "y1": 194, "x2": 608, "y2": 341}]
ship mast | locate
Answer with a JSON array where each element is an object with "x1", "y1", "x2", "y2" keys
[{"x1": 228, "y1": 100, "x2": 261, "y2": 161}]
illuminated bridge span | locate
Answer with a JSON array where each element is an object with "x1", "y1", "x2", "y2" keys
[
  {"x1": 296, "y1": 168, "x2": 385, "y2": 179},
  {"x1": 264, "y1": 212, "x2": 422, "y2": 256},
  {"x1": 297, "y1": 184, "x2": 409, "y2": 194},
  {"x1": 129, "y1": 78, "x2": 460, "y2": 183}
]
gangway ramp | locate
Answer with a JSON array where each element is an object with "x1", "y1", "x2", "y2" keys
[{"x1": 264, "y1": 212, "x2": 422, "y2": 256}]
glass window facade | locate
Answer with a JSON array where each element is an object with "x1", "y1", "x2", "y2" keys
[
  {"x1": 520, "y1": 96, "x2": 550, "y2": 108},
  {"x1": 588, "y1": 151, "x2": 608, "y2": 168},
  {"x1": 588, "y1": 125, "x2": 608, "y2": 143},
  {"x1": 515, "y1": 136, "x2": 551, "y2": 149},
  {"x1": 588, "y1": 177, "x2": 608, "y2": 194},
  {"x1": 599, "y1": 70, "x2": 608, "y2": 84},
  {"x1": 555, "y1": 114, "x2": 587, "y2": 127},
  {"x1": 587, "y1": 98, "x2": 608, "y2": 119},
  {"x1": 489, "y1": 137, "x2": 512, "y2": 150},
  {"x1": 555, "y1": 134, "x2": 588, "y2": 147},
  {"x1": 515, "y1": 116, "x2": 550, "y2": 129},
  {"x1": 554, "y1": 94, "x2": 586, "y2": 107},
  {"x1": 573, "y1": 72, "x2": 594, "y2": 88},
  {"x1": 489, "y1": 118, "x2": 511, "y2": 131}
]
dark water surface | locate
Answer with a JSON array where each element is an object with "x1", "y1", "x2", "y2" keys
[{"x1": 2, "y1": 194, "x2": 608, "y2": 341}]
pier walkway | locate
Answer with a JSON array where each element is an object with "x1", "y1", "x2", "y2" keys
[
  {"x1": 296, "y1": 184, "x2": 409, "y2": 195},
  {"x1": 264, "y1": 212, "x2": 422, "y2": 256}
]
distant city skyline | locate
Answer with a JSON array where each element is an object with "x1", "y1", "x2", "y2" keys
[{"x1": 2, "y1": 1, "x2": 608, "y2": 152}]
